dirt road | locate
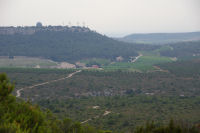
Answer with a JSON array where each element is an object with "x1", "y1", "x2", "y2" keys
[
  {"x1": 81, "y1": 110, "x2": 111, "y2": 124},
  {"x1": 131, "y1": 54, "x2": 143, "y2": 63},
  {"x1": 16, "y1": 70, "x2": 81, "y2": 98}
]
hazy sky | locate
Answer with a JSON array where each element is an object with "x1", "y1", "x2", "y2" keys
[{"x1": 0, "y1": 0, "x2": 200, "y2": 37}]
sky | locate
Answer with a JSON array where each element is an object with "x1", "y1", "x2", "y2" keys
[{"x1": 0, "y1": 0, "x2": 200, "y2": 37}]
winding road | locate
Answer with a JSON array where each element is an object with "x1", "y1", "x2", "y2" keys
[
  {"x1": 131, "y1": 54, "x2": 143, "y2": 63},
  {"x1": 81, "y1": 110, "x2": 111, "y2": 124},
  {"x1": 16, "y1": 70, "x2": 82, "y2": 98}
]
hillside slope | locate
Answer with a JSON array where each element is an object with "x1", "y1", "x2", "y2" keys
[
  {"x1": 118, "y1": 32, "x2": 200, "y2": 45},
  {"x1": 0, "y1": 26, "x2": 138, "y2": 63},
  {"x1": 160, "y1": 41, "x2": 200, "y2": 59}
]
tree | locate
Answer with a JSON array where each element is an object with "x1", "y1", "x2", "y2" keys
[{"x1": 0, "y1": 73, "x2": 14, "y2": 101}]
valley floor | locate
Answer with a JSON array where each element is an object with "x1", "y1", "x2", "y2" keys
[{"x1": 1, "y1": 64, "x2": 199, "y2": 132}]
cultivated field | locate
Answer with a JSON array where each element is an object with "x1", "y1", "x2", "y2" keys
[
  {"x1": 0, "y1": 56, "x2": 57, "y2": 68},
  {"x1": 104, "y1": 55, "x2": 173, "y2": 72}
]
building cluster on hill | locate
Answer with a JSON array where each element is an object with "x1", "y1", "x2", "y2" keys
[{"x1": 0, "y1": 22, "x2": 91, "y2": 35}]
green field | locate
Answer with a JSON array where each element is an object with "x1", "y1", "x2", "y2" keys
[
  {"x1": 102, "y1": 45, "x2": 174, "y2": 72},
  {"x1": 104, "y1": 55, "x2": 173, "y2": 72}
]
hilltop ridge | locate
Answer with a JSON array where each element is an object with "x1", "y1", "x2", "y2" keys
[
  {"x1": 0, "y1": 25, "x2": 91, "y2": 35},
  {"x1": 118, "y1": 32, "x2": 200, "y2": 45},
  {"x1": 0, "y1": 25, "x2": 138, "y2": 62}
]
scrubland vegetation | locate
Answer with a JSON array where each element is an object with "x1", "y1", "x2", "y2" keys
[
  {"x1": 0, "y1": 27, "x2": 200, "y2": 133},
  {"x1": 1, "y1": 58, "x2": 200, "y2": 132},
  {"x1": 1, "y1": 73, "x2": 199, "y2": 133}
]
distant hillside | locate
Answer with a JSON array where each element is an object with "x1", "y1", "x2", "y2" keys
[
  {"x1": 158, "y1": 59, "x2": 200, "y2": 76},
  {"x1": 160, "y1": 41, "x2": 200, "y2": 59},
  {"x1": 118, "y1": 32, "x2": 200, "y2": 45},
  {"x1": 0, "y1": 26, "x2": 138, "y2": 62}
]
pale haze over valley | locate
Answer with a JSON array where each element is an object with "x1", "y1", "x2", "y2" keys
[{"x1": 0, "y1": 0, "x2": 200, "y2": 37}]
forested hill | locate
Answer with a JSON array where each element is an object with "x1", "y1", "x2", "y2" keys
[
  {"x1": 160, "y1": 41, "x2": 200, "y2": 59},
  {"x1": 0, "y1": 26, "x2": 138, "y2": 63},
  {"x1": 118, "y1": 32, "x2": 200, "y2": 45}
]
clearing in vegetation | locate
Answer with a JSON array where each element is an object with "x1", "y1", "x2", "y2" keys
[
  {"x1": 0, "y1": 56, "x2": 57, "y2": 68},
  {"x1": 104, "y1": 55, "x2": 173, "y2": 72}
]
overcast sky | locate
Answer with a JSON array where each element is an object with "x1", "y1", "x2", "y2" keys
[{"x1": 0, "y1": 0, "x2": 200, "y2": 37}]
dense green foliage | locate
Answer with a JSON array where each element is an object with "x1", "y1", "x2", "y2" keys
[
  {"x1": 0, "y1": 28, "x2": 139, "y2": 62},
  {"x1": 160, "y1": 41, "x2": 200, "y2": 59},
  {"x1": 158, "y1": 59, "x2": 200, "y2": 76},
  {"x1": 4, "y1": 68, "x2": 199, "y2": 99},
  {"x1": 38, "y1": 96, "x2": 200, "y2": 132},
  {"x1": 0, "y1": 73, "x2": 109, "y2": 133},
  {"x1": 134, "y1": 120, "x2": 199, "y2": 133},
  {"x1": 0, "y1": 72, "x2": 199, "y2": 133}
]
